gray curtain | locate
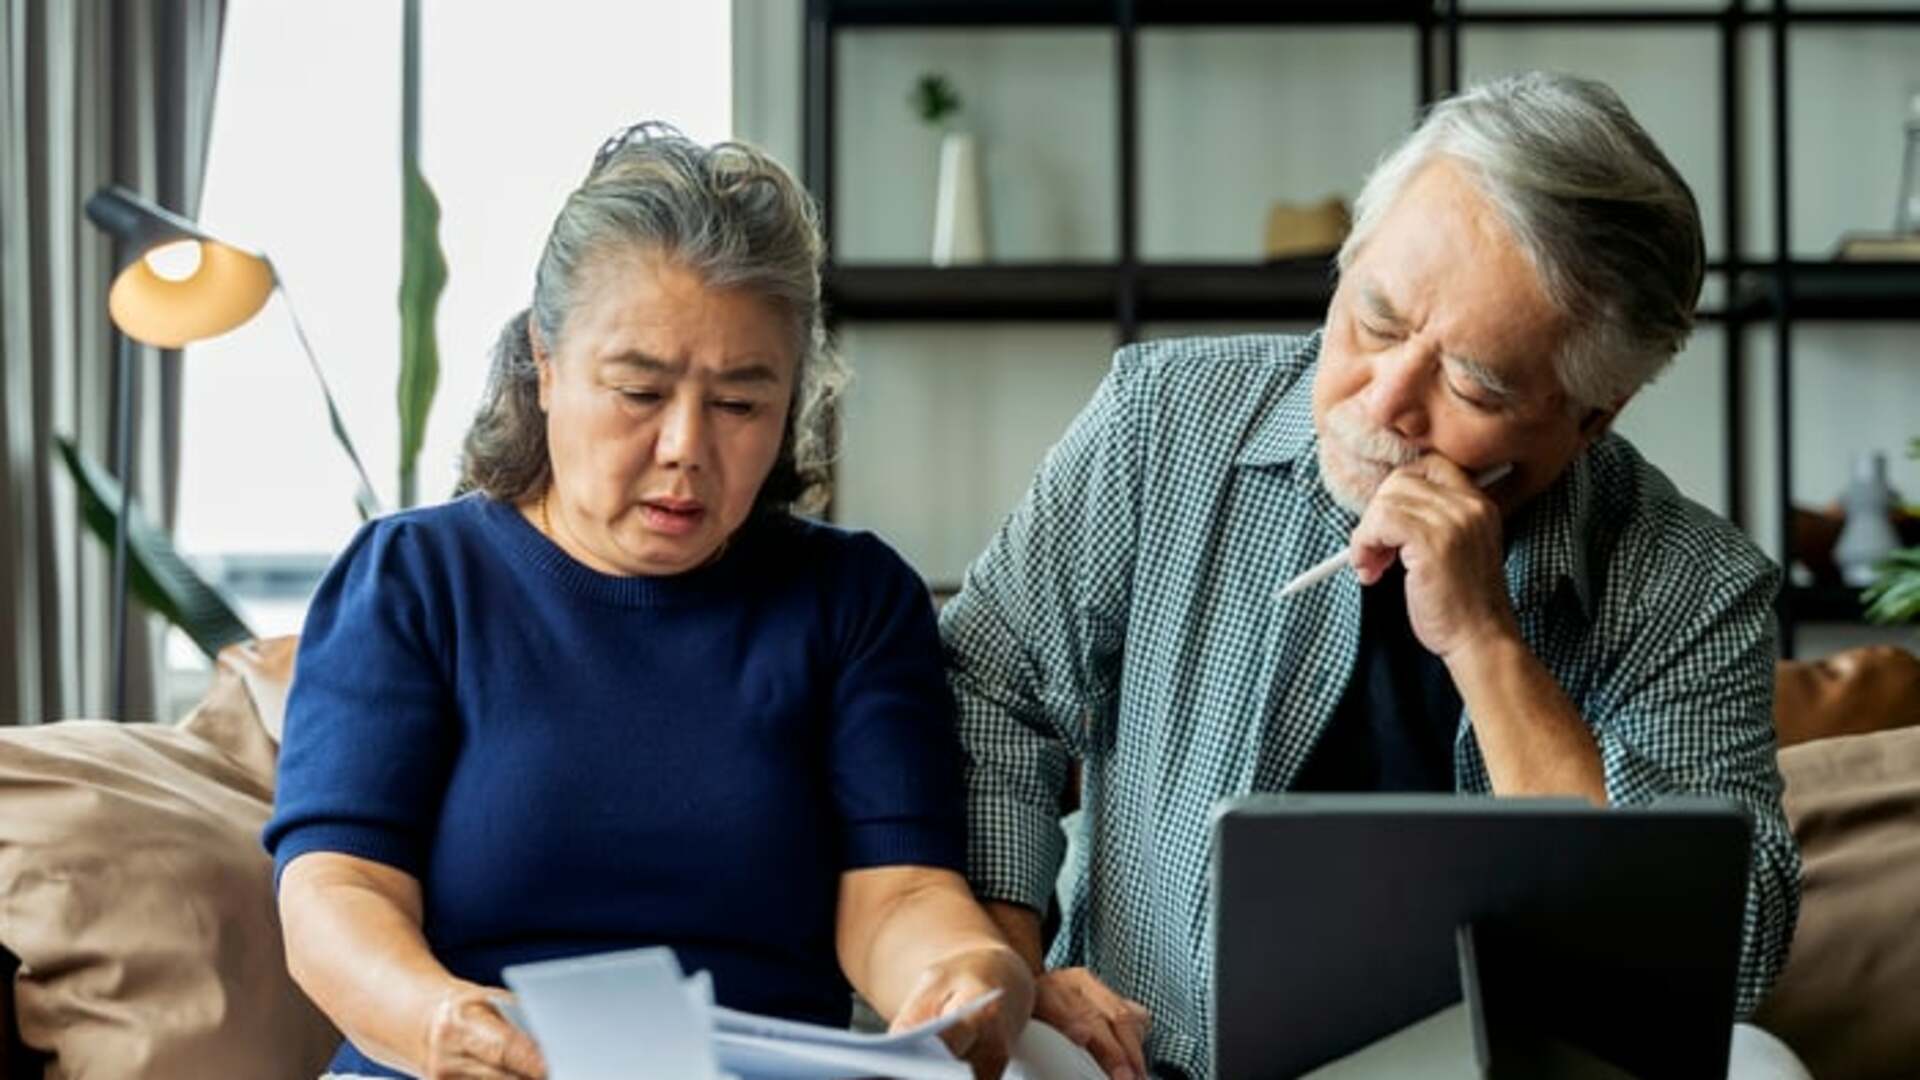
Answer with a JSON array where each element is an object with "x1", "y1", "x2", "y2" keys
[{"x1": 0, "y1": 0, "x2": 227, "y2": 724}]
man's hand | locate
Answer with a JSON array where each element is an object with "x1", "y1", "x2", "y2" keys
[
  {"x1": 422, "y1": 982, "x2": 546, "y2": 1079},
  {"x1": 1349, "y1": 454, "x2": 1518, "y2": 659},
  {"x1": 891, "y1": 944, "x2": 1036, "y2": 1080},
  {"x1": 1030, "y1": 967, "x2": 1151, "y2": 1080}
]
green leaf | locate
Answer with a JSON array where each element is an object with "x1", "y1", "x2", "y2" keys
[
  {"x1": 1863, "y1": 546, "x2": 1920, "y2": 625},
  {"x1": 56, "y1": 436, "x2": 253, "y2": 659},
  {"x1": 910, "y1": 73, "x2": 961, "y2": 127},
  {"x1": 396, "y1": 0, "x2": 445, "y2": 509},
  {"x1": 397, "y1": 161, "x2": 446, "y2": 509}
]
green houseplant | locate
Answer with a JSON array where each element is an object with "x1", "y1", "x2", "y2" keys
[{"x1": 1862, "y1": 436, "x2": 1920, "y2": 625}]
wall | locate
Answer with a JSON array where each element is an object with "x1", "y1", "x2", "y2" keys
[{"x1": 732, "y1": 0, "x2": 1920, "y2": 655}]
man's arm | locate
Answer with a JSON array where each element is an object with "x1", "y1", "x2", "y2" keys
[
  {"x1": 940, "y1": 348, "x2": 1146, "y2": 921},
  {"x1": 1350, "y1": 454, "x2": 1797, "y2": 1014},
  {"x1": 1446, "y1": 634, "x2": 1607, "y2": 804},
  {"x1": 940, "y1": 349, "x2": 1154, "y2": 1078},
  {"x1": 1348, "y1": 454, "x2": 1607, "y2": 802}
]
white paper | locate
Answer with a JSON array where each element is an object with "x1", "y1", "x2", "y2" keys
[
  {"x1": 503, "y1": 947, "x2": 1013, "y2": 1080},
  {"x1": 711, "y1": 988, "x2": 1003, "y2": 1049},
  {"x1": 504, "y1": 948, "x2": 720, "y2": 1080},
  {"x1": 715, "y1": 1032, "x2": 968, "y2": 1080},
  {"x1": 1003, "y1": 1022, "x2": 1108, "y2": 1080}
]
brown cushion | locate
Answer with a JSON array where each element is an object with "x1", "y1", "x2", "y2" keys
[
  {"x1": 0, "y1": 651, "x2": 337, "y2": 1078},
  {"x1": 1773, "y1": 645, "x2": 1920, "y2": 748},
  {"x1": 1755, "y1": 725, "x2": 1920, "y2": 1080}
]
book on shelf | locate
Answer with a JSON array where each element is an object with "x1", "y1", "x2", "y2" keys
[{"x1": 1833, "y1": 232, "x2": 1920, "y2": 261}]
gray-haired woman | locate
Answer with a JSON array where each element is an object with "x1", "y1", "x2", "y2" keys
[{"x1": 266, "y1": 124, "x2": 1034, "y2": 1080}]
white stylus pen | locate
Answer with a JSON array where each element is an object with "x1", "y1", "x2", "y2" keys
[{"x1": 1276, "y1": 462, "x2": 1514, "y2": 599}]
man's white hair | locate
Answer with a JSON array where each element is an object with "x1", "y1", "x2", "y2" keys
[{"x1": 1337, "y1": 71, "x2": 1705, "y2": 412}]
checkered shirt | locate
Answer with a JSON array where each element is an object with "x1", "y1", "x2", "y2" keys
[{"x1": 940, "y1": 331, "x2": 1799, "y2": 1078}]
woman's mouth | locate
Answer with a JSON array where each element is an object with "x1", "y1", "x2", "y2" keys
[{"x1": 641, "y1": 498, "x2": 706, "y2": 536}]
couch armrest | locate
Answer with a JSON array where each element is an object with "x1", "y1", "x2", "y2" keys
[{"x1": 1775, "y1": 646, "x2": 1920, "y2": 748}]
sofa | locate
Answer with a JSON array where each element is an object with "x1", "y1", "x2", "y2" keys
[{"x1": 0, "y1": 637, "x2": 1914, "y2": 1079}]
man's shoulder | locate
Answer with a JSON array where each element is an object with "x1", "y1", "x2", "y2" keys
[
  {"x1": 1113, "y1": 331, "x2": 1320, "y2": 391},
  {"x1": 1587, "y1": 436, "x2": 1779, "y2": 613},
  {"x1": 1105, "y1": 332, "x2": 1321, "y2": 457}
]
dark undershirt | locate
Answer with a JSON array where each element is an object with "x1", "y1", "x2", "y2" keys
[{"x1": 1292, "y1": 565, "x2": 1464, "y2": 793}]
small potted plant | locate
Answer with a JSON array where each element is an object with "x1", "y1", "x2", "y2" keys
[
  {"x1": 911, "y1": 73, "x2": 985, "y2": 265},
  {"x1": 1864, "y1": 436, "x2": 1920, "y2": 626}
]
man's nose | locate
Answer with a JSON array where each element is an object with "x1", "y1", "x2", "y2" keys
[{"x1": 1360, "y1": 345, "x2": 1433, "y2": 441}]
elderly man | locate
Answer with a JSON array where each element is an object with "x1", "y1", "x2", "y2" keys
[{"x1": 941, "y1": 72, "x2": 1800, "y2": 1079}]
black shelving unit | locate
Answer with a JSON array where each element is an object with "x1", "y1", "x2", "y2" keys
[{"x1": 802, "y1": 0, "x2": 1920, "y2": 651}]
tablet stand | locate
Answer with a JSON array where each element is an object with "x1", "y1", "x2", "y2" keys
[{"x1": 1456, "y1": 923, "x2": 1642, "y2": 1080}]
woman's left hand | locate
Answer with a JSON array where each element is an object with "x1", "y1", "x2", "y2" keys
[{"x1": 890, "y1": 944, "x2": 1036, "y2": 1080}]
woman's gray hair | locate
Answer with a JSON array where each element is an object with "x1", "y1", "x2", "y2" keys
[
  {"x1": 1337, "y1": 71, "x2": 1705, "y2": 411},
  {"x1": 460, "y1": 122, "x2": 844, "y2": 513}
]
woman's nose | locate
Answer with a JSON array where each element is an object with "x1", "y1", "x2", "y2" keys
[{"x1": 655, "y1": 395, "x2": 708, "y2": 470}]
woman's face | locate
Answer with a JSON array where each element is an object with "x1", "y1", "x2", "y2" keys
[{"x1": 533, "y1": 254, "x2": 797, "y2": 576}]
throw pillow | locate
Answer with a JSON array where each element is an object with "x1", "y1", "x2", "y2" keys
[
  {"x1": 0, "y1": 655, "x2": 337, "y2": 1078},
  {"x1": 1755, "y1": 725, "x2": 1920, "y2": 1080}
]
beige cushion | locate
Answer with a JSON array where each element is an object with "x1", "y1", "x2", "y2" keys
[
  {"x1": 1755, "y1": 725, "x2": 1920, "y2": 1080},
  {"x1": 0, "y1": 653, "x2": 337, "y2": 1078}
]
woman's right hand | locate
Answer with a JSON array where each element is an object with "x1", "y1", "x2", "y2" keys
[{"x1": 422, "y1": 981, "x2": 547, "y2": 1079}]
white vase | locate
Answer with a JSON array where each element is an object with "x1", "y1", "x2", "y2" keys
[
  {"x1": 932, "y1": 131, "x2": 986, "y2": 266},
  {"x1": 1835, "y1": 451, "x2": 1900, "y2": 587}
]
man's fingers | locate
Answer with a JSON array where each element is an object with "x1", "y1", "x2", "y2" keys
[{"x1": 1066, "y1": 1017, "x2": 1138, "y2": 1080}]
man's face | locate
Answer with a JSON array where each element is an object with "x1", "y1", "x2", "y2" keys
[{"x1": 1313, "y1": 158, "x2": 1612, "y2": 516}]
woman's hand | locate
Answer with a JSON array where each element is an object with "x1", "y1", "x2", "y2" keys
[
  {"x1": 890, "y1": 944, "x2": 1036, "y2": 1080},
  {"x1": 1031, "y1": 967, "x2": 1151, "y2": 1080},
  {"x1": 421, "y1": 981, "x2": 547, "y2": 1080}
]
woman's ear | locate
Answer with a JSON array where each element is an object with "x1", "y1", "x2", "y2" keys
[{"x1": 529, "y1": 315, "x2": 554, "y2": 412}]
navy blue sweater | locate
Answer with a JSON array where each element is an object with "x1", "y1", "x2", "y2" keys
[{"x1": 265, "y1": 495, "x2": 966, "y2": 1077}]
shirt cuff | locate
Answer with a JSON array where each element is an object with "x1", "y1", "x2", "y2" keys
[
  {"x1": 268, "y1": 822, "x2": 427, "y2": 891},
  {"x1": 965, "y1": 793, "x2": 1068, "y2": 913},
  {"x1": 843, "y1": 818, "x2": 967, "y2": 873}
]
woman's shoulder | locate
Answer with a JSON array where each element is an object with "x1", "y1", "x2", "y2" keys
[{"x1": 320, "y1": 493, "x2": 506, "y2": 591}]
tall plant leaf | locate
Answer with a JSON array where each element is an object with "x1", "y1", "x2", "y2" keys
[
  {"x1": 56, "y1": 436, "x2": 253, "y2": 659},
  {"x1": 1864, "y1": 547, "x2": 1920, "y2": 625},
  {"x1": 396, "y1": 0, "x2": 446, "y2": 509}
]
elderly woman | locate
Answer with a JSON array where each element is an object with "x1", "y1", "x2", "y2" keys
[{"x1": 266, "y1": 124, "x2": 1033, "y2": 1079}]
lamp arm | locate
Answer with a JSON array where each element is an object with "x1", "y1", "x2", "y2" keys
[{"x1": 272, "y1": 268, "x2": 385, "y2": 520}]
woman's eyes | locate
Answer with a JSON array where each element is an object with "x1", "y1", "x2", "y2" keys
[{"x1": 616, "y1": 388, "x2": 758, "y2": 415}]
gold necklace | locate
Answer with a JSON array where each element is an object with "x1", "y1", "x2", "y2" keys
[{"x1": 540, "y1": 489, "x2": 554, "y2": 538}]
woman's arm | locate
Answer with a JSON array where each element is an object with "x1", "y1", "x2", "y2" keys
[
  {"x1": 279, "y1": 851, "x2": 545, "y2": 1079},
  {"x1": 838, "y1": 865, "x2": 1034, "y2": 1079}
]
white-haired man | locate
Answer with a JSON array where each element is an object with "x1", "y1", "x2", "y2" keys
[{"x1": 942, "y1": 72, "x2": 1801, "y2": 1079}]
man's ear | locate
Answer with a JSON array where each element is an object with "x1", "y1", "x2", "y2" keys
[
  {"x1": 1577, "y1": 392, "x2": 1634, "y2": 444},
  {"x1": 529, "y1": 315, "x2": 554, "y2": 412}
]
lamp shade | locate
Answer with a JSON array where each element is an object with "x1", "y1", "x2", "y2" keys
[{"x1": 84, "y1": 187, "x2": 274, "y2": 349}]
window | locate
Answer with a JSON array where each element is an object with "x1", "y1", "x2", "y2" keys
[{"x1": 171, "y1": 2, "x2": 731, "y2": 690}]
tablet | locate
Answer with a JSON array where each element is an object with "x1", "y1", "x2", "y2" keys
[{"x1": 1211, "y1": 795, "x2": 1751, "y2": 1080}]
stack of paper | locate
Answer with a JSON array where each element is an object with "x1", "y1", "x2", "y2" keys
[{"x1": 500, "y1": 946, "x2": 1007, "y2": 1079}]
